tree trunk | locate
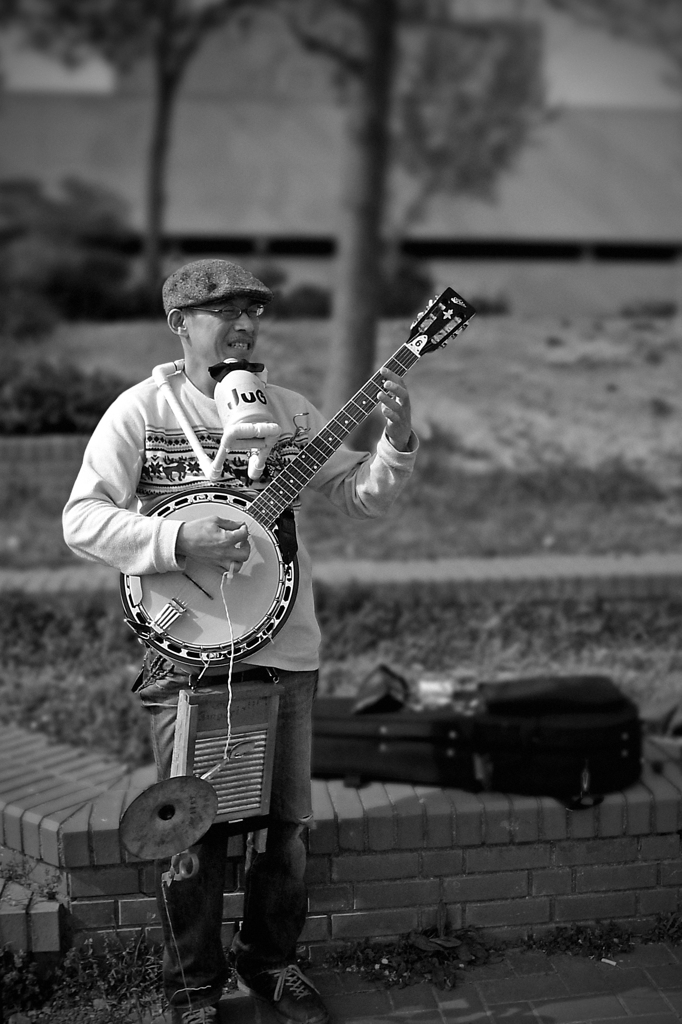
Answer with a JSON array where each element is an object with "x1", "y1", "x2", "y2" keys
[
  {"x1": 324, "y1": 0, "x2": 398, "y2": 450},
  {"x1": 141, "y1": 56, "x2": 180, "y2": 306}
]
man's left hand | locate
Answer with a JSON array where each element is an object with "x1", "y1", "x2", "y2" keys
[{"x1": 377, "y1": 367, "x2": 413, "y2": 452}]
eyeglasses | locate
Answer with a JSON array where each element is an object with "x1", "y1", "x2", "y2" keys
[{"x1": 190, "y1": 303, "x2": 265, "y2": 321}]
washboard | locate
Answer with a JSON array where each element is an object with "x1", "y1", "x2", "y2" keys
[{"x1": 171, "y1": 681, "x2": 281, "y2": 824}]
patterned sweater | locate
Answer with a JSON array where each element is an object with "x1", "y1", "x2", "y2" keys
[{"x1": 62, "y1": 364, "x2": 417, "y2": 671}]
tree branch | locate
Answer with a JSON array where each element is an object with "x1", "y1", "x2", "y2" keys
[
  {"x1": 282, "y1": 10, "x2": 365, "y2": 76},
  {"x1": 163, "y1": 0, "x2": 272, "y2": 83}
]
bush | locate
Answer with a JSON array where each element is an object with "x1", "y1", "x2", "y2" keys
[
  {"x1": 266, "y1": 256, "x2": 434, "y2": 319},
  {"x1": 620, "y1": 299, "x2": 677, "y2": 319},
  {"x1": 273, "y1": 283, "x2": 332, "y2": 319},
  {"x1": 380, "y1": 257, "x2": 434, "y2": 317},
  {"x1": 0, "y1": 176, "x2": 138, "y2": 337},
  {"x1": 0, "y1": 357, "x2": 129, "y2": 434},
  {"x1": 465, "y1": 292, "x2": 510, "y2": 315},
  {"x1": 1, "y1": 286, "x2": 59, "y2": 340},
  {"x1": 248, "y1": 260, "x2": 289, "y2": 293}
]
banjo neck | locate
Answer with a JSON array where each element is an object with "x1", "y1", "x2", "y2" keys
[
  {"x1": 121, "y1": 287, "x2": 475, "y2": 668},
  {"x1": 248, "y1": 344, "x2": 418, "y2": 530},
  {"x1": 247, "y1": 287, "x2": 476, "y2": 531}
]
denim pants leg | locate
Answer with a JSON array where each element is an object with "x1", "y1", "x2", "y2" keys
[
  {"x1": 231, "y1": 668, "x2": 317, "y2": 979},
  {"x1": 137, "y1": 654, "x2": 317, "y2": 1008}
]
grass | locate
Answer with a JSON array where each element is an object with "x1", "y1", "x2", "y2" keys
[
  {"x1": 0, "y1": 591, "x2": 151, "y2": 766},
  {"x1": 2, "y1": 588, "x2": 681, "y2": 771},
  {"x1": 3, "y1": 429, "x2": 681, "y2": 569},
  {"x1": 315, "y1": 585, "x2": 682, "y2": 714},
  {"x1": 299, "y1": 430, "x2": 680, "y2": 560}
]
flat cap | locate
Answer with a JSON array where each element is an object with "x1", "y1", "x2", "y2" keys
[{"x1": 162, "y1": 258, "x2": 273, "y2": 314}]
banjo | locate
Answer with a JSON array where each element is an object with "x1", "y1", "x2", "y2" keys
[{"x1": 120, "y1": 287, "x2": 476, "y2": 670}]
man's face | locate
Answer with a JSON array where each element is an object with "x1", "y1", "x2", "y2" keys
[{"x1": 183, "y1": 296, "x2": 262, "y2": 368}]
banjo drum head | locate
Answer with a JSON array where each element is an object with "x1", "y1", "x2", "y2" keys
[{"x1": 121, "y1": 489, "x2": 298, "y2": 667}]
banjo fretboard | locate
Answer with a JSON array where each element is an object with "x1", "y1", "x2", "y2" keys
[
  {"x1": 247, "y1": 285, "x2": 476, "y2": 530},
  {"x1": 248, "y1": 345, "x2": 419, "y2": 530}
]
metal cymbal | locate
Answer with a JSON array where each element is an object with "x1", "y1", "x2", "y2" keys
[{"x1": 120, "y1": 775, "x2": 218, "y2": 860}]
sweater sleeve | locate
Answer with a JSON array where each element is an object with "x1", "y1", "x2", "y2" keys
[
  {"x1": 303, "y1": 400, "x2": 419, "y2": 518},
  {"x1": 62, "y1": 389, "x2": 183, "y2": 576}
]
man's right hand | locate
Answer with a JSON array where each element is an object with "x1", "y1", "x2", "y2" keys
[{"x1": 176, "y1": 517, "x2": 250, "y2": 574}]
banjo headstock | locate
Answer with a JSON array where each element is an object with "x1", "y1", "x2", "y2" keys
[{"x1": 405, "y1": 287, "x2": 476, "y2": 357}]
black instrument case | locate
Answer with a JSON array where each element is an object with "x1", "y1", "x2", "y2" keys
[
  {"x1": 312, "y1": 673, "x2": 642, "y2": 806},
  {"x1": 312, "y1": 696, "x2": 479, "y2": 790}
]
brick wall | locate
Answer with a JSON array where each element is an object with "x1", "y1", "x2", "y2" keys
[
  {"x1": 1, "y1": 723, "x2": 681, "y2": 958},
  {"x1": 299, "y1": 766, "x2": 682, "y2": 956}
]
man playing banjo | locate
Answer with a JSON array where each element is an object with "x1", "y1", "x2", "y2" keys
[{"x1": 63, "y1": 259, "x2": 418, "y2": 1024}]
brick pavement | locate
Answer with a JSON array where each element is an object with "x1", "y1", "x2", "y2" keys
[{"x1": 166, "y1": 941, "x2": 682, "y2": 1023}]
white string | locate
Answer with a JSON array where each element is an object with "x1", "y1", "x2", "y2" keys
[
  {"x1": 161, "y1": 880, "x2": 214, "y2": 1009},
  {"x1": 220, "y1": 571, "x2": 235, "y2": 760},
  {"x1": 152, "y1": 360, "x2": 279, "y2": 483},
  {"x1": 159, "y1": 584, "x2": 235, "y2": 1012},
  {"x1": 152, "y1": 361, "x2": 215, "y2": 480},
  {"x1": 161, "y1": 854, "x2": 191, "y2": 1009},
  {"x1": 149, "y1": 366, "x2": 238, "y2": 1011},
  {"x1": 196, "y1": 575, "x2": 235, "y2": 784}
]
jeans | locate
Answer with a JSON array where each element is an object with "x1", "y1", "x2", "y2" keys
[{"x1": 137, "y1": 652, "x2": 318, "y2": 1010}]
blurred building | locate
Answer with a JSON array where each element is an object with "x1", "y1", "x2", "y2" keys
[{"x1": 0, "y1": 1, "x2": 681, "y2": 316}]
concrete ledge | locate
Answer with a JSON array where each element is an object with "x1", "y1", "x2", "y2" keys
[
  {"x1": 3, "y1": 552, "x2": 682, "y2": 601},
  {"x1": 312, "y1": 553, "x2": 682, "y2": 602},
  {"x1": 1, "y1": 724, "x2": 681, "y2": 956}
]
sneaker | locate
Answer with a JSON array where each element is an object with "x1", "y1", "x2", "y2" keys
[
  {"x1": 170, "y1": 1003, "x2": 220, "y2": 1023},
  {"x1": 237, "y1": 963, "x2": 329, "y2": 1024}
]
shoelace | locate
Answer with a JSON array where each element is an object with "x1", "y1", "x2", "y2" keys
[{"x1": 269, "y1": 963, "x2": 320, "y2": 1002}]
